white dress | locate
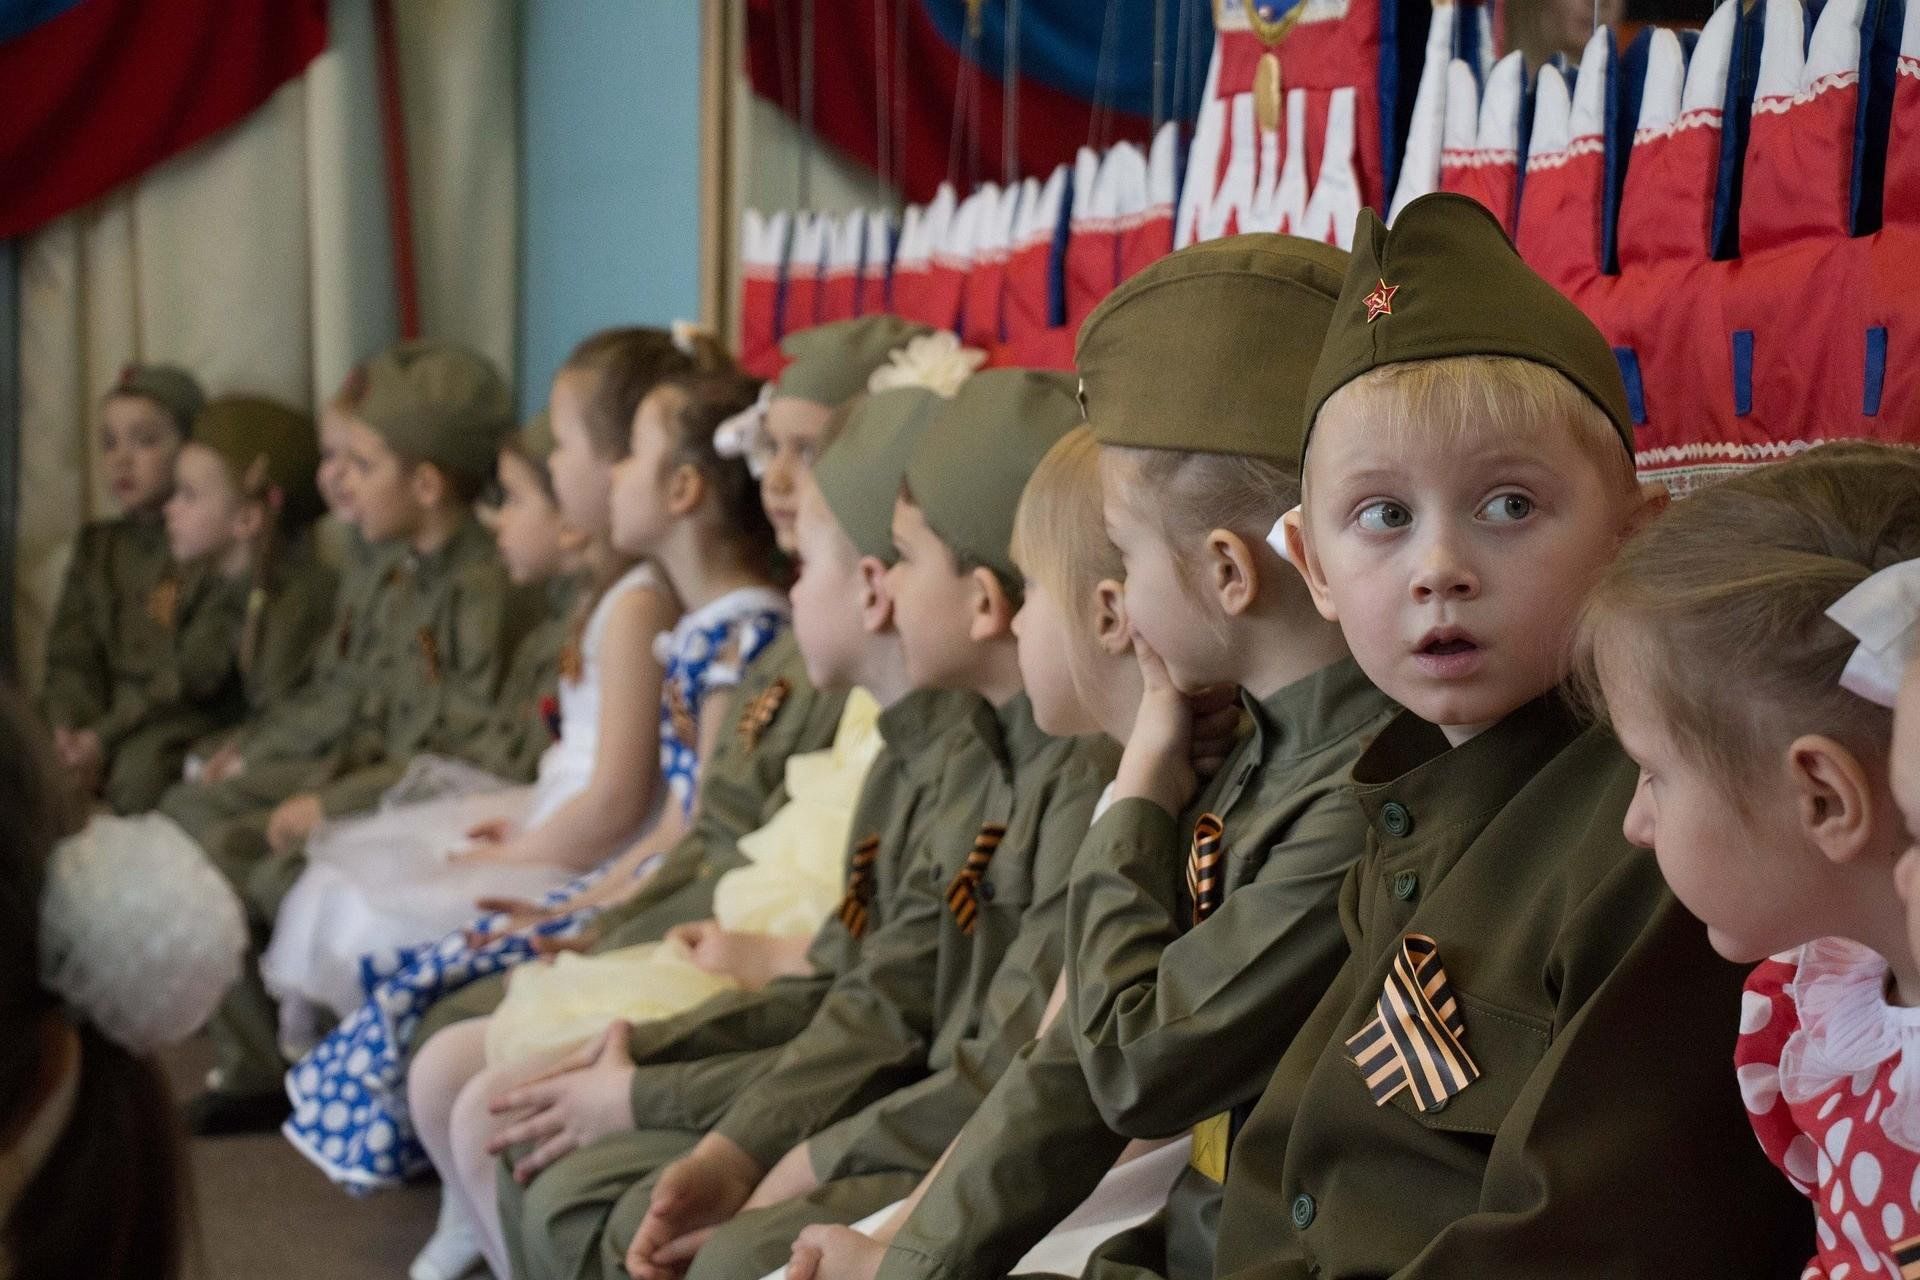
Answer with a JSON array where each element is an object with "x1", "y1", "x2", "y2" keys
[{"x1": 261, "y1": 563, "x2": 666, "y2": 1050}]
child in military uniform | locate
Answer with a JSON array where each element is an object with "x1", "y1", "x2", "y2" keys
[
  {"x1": 175, "y1": 339, "x2": 532, "y2": 1134},
  {"x1": 799, "y1": 234, "x2": 1398, "y2": 1280},
  {"x1": 136, "y1": 396, "x2": 339, "y2": 805},
  {"x1": 593, "y1": 370, "x2": 1115, "y2": 1280},
  {"x1": 1208, "y1": 193, "x2": 1810, "y2": 1277},
  {"x1": 396, "y1": 316, "x2": 933, "y2": 1059},
  {"x1": 1578, "y1": 445, "x2": 1920, "y2": 1278},
  {"x1": 409, "y1": 385, "x2": 963, "y2": 1280},
  {"x1": 41, "y1": 363, "x2": 206, "y2": 811}
]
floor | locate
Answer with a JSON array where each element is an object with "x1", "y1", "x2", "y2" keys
[{"x1": 163, "y1": 1036, "x2": 449, "y2": 1279}]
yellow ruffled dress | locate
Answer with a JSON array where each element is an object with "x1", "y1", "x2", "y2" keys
[{"x1": 482, "y1": 688, "x2": 883, "y2": 1069}]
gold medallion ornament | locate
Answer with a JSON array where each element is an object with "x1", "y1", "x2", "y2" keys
[
  {"x1": 1244, "y1": 0, "x2": 1309, "y2": 43},
  {"x1": 1254, "y1": 51, "x2": 1283, "y2": 134}
]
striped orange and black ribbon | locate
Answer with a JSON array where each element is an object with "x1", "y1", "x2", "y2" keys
[
  {"x1": 1896, "y1": 1234, "x2": 1920, "y2": 1279},
  {"x1": 1187, "y1": 813, "x2": 1226, "y2": 927},
  {"x1": 946, "y1": 822, "x2": 1006, "y2": 936},
  {"x1": 837, "y1": 833, "x2": 881, "y2": 938},
  {"x1": 737, "y1": 677, "x2": 792, "y2": 751},
  {"x1": 666, "y1": 681, "x2": 698, "y2": 750},
  {"x1": 1345, "y1": 933, "x2": 1480, "y2": 1113}
]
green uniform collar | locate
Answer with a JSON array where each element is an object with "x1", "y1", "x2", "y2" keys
[
  {"x1": 1349, "y1": 692, "x2": 1583, "y2": 860},
  {"x1": 404, "y1": 513, "x2": 491, "y2": 584},
  {"x1": 878, "y1": 687, "x2": 978, "y2": 757},
  {"x1": 1244, "y1": 656, "x2": 1392, "y2": 767},
  {"x1": 995, "y1": 690, "x2": 1056, "y2": 773}
]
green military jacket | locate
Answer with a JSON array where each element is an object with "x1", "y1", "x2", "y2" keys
[
  {"x1": 461, "y1": 574, "x2": 581, "y2": 784},
  {"x1": 586, "y1": 630, "x2": 851, "y2": 947},
  {"x1": 40, "y1": 512, "x2": 174, "y2": 731},
  {"x1": 615, "y1": 687, "x2": 985, "y2": 1132},
  {"x1": 235, "y1": 530, "x2": 403, "y2": 766},
  {"x1": 707, "y1": 693, "x2": 1116, "y2": 1174},
  {"x1": 1212, "y1": 695, "x2": 1813, "y2": 1279},
  {"x1": 239, "y1": 538, "x2": 341, "y2": 718},
  {"x1": 876, "y1": 659, "x2": 1394, "y2": 1280},
  {"x1": 309, "y1": 515, "x2": 535, "y2": 816}
]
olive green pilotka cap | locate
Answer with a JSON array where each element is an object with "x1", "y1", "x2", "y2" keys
[
  {"x1": 813, "y1": 388, "x2": 943, "y2": 565},
  {"x1": 775, "y1": 316, "x2": 935, "y2": 407},
  {"x1": 354, "y1": 339, "x2": 513, "y2": 487},
  {"x1": 1074, "y1": 233, "x2": 1349, "y2": 468},
  {"x1": 904, "y1": 368, "x2": 1081, "y2": 583},
  {"x1": 192, "y1": 396, "x2": 324, "y2": 528},
  {"x1": 1303, "y1": 192, "x2": 1635, "y2": 459},
  {"x1": 112, "y1": 364, "x2": 207, "y2": 436}
]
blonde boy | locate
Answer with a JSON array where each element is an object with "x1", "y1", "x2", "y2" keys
[{"x1": 1212, "y1": 193, "x2": 1810, "y2": 1275}]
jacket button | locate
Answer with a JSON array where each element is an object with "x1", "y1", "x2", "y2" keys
[
  {"x1": 1392, "y1": 870, "x2": 1419, "y2": 901},
  {"x1": 930, "y1": 865, "x2": 943, "y2": 884},
  {"x1": 1380, "y1": 801, "x2": 1413, "y2": 837},
  {"x1": 1291, "y1": 1193, "x2": 1316, "y2": 1229},
  {"x1": 980, "y1": 880, "x2": 996, "y2": 901}
]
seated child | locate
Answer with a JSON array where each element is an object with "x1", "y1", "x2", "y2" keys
[
  {"x1": 174, "y1": 339, "x2": 533, "y2": 1134},
  {"x1": 41, "y1": 363, "x2": 206, "y2": 813},
  {"x1": 1211, "y1": 193, "x2": 1810, "y2": 1276},
  {"x1": 812, "y1": 233, "x2": 1397, "y2": 1280},
  {"x1": 282, "y1": 370, "x2": 785, "y2": 1194},
  {"x1": 261, "y1": 396, "x2": 674, "y2": 1055},
  {"x1": 409, "y1": 383, "x2": 964, "y2": 1280},
  {"x1": 1581, "y1": 444, "x2": 1920, "y2": 1278},
  {"x1": 602, "y1": 372, "x2": 1116, "y2": 1280},
  {"x1": 0, "y1": 685, "x2": 244, "y2": 1280}
]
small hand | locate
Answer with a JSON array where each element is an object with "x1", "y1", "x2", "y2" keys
[
  {"x1": 487, "y1": 1020, "x2": 637, "y2": 1182},
  {"x1": 465, "y1": 817, "x2": 512, "y2": 844},
  {"x1": 200, "y1": 743, "x2": 245, "y2": 784},
  {"x1": 266, "y1": 793, "x2": 325, "y2": 855},
  {"x1": 1114, "y1": 634, "x2": 1235, "y2": 816},
  {"x1": 785, "y1": 1225, "x2": 888, "y2": 1280},
  {"x1": 625, "y1": 1136, "x2": 763, "y2": 1280},
  {"x1": 664, "y1": 921, "x2": 801, "y2": 991}
]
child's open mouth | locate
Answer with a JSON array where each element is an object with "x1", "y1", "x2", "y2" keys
[{"x1": 1414, "y1": 630, "x2": 1485, "y2": 677}]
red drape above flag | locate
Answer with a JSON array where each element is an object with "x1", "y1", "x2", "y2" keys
[{"x1": 0, "y1": 0, "x2": 328, "y2": 239}]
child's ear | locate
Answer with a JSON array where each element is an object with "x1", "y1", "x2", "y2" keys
[
  {"x1": 1788, "y1": 734, "x2": 1893, "y2": 868},
  {"x1": 857, "y1": 557, "x2": 893, "y2": 634},
  {"x1": 1093, "y1": 578, "x2": 1130, "y2": 655},
  {"x1": 967, "y1": 567, "x2": 1017, "y2": 642},
  {"x1": 1207, "y1": 529, "x2": 1260, "y2": 618},
  {"x1": 1620, "y1": 481, "x2": 1671, "y2": 543},
  {"x1": 667, "y1": 461, "x2": 706, "y2": 518},
  {"x1": 1283, "y1": 507, "x2": 1340, "y2": 623},
  {"x1": 231, "y1": 500, "x2": 269, "y2": 545},
  {"x1": 409, "y1": 461, "x2": 449, "y2": 510}
]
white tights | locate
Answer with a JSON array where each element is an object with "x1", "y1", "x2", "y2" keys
[{"x1": 409, "y1": 1017, "x2": 519, "y2": 1279}]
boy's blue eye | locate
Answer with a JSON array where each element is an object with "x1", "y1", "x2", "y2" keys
[
  {"x1": 1479, "y1": 493, "x2": 1534, "y2": 523},
  {"x1": 1355, "y1": 501, "x2": 1412, "y2": 532}
]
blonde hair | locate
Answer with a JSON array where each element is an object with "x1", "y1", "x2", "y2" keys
[
  {"x1": 1310, "y1": 355, "x2": 1638, "y2": 499},
  {"x1": 1575, "y1": 442, "x2": 1920, "y2": 804},
  {"x1": 1103, "y1": 444, "x2": 1299, "y2": 549},
  {"x1": 1011, "y1": 427, "x2": 1121, "y2": 706}
]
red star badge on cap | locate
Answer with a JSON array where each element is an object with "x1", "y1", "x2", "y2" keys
[{"x1": 1363, "y1": 279, "x2": 1399, "y2": 323}]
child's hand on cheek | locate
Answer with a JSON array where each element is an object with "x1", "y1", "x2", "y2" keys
[{"x1": 1115, "y1": 634, "x2": 1238, "y2": 818}]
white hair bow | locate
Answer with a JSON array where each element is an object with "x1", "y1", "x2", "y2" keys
[
  {"x1": 714, "y1": 383, "x2": 775, "y2": 478},
  {"x1": 1826, "y1": 558, "x2": 1920, "y2": 708}
]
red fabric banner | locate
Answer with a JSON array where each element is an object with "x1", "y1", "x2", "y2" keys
[{"x1": 0, "y1": 0, "x2": 328, "y2": 238}]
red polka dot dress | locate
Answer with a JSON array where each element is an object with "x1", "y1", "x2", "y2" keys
[{"x1": 1738, "y1": 937, "x2": 1920, "y2": 1280}]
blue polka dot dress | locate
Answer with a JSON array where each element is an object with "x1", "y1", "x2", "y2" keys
[{"x1": 281, "y1": 585, "x2": 790, "y2": 1193}]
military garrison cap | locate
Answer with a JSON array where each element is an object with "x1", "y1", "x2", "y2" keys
[
  {"x1": 814, "y1": 388, "x2": 943, "y2": 564},
  {"x1": 113, "y1": 364, "x2": 207, "y2": 437},
  {"x1": 905, "y1": 369, "x2": 1080, "y2": 582},
  {"x1": 192, "y1": 396, "x2": 323, "y2": 528},
  {"x1": 1303, "y1": 193, "x2": 1634, "y2": 458},
  {"x1": 1075, "y1": 233, "x2": 1348, "y2": 468},
  {"x1": 354, "y1": 339, "x2": 513, "y2": 487},
  {"x1": 776, "y1": 316, "x2": 935, "y2": 408}
]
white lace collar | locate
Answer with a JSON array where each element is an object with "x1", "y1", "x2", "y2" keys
[{"x1": 1780, "y1": 937, "x2": 1920, "y2": 1153}]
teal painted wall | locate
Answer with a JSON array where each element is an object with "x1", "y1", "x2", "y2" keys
[{"x1": 517, "y1": 2, "x2": 703, "y2": 417}]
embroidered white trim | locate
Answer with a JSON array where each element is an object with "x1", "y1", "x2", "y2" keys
[
  {"x1": 1779, "y1": 937, "x2": 1920, "y2": 1154},
  {"x1": 1524, "y1": 135, "x2": 1605, "y2": 173},
  {"x1": 1634, "y1": 107, "x2": 1725, "y2": 146},
  {"x1": 1751, "y1": 69, "x2": 1862, "y2": 115}
]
